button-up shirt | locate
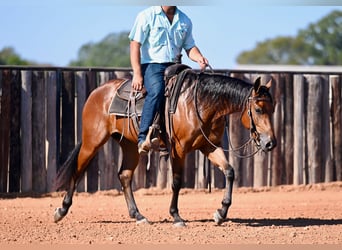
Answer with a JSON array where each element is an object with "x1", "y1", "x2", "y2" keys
[{"x1": 129, "y1": 6, "x2": 196, "y2": 64}]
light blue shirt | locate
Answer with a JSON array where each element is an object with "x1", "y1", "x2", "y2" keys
[{"x1": 129, "y1": 6, "x2": 196, "y2": 64}]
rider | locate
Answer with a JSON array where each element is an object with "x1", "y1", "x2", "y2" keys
[{"x1": 129, "y1": 6, "x2": 209, "y2": 154}]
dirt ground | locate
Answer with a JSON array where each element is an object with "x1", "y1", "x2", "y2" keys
[{"x1": 0, "y1": 182, "x2": 341, "y2": 245}]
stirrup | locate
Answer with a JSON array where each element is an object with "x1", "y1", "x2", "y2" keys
[
  {"x1": 138, "y1": 125, "x2": 160, "y2": 154},
  {"x1": 149, "y1": 124, "x2": 160, "y2": 150}
]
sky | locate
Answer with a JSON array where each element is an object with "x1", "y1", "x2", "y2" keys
[{"x1": 1, "y1": 0, "x2": 341, "y2": 69}]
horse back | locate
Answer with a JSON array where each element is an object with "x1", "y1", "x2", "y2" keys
[{"x1": 84, "y1": 78, "x2": 127, "y2": 114}]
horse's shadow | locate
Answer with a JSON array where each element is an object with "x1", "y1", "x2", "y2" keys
[
  {"x1": 227, "y1": 217, "x2": 342, "y2": 227},
  {"x1": 95, "y1": 218, "x2": 342, "y2": 227}
]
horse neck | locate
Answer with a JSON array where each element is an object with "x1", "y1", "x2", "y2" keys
[{"x1": 195, "y1": 74, "x2": 252, "y2": 120}]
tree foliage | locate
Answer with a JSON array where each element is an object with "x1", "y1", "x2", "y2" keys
[
  {"x1": 0, "y1": 47, "x2": 32, "y2": 65},
  {"x1": 236, "y1": 10, "x2": 342, "y2": 65},
  {"x1": 69, "y1": 32, "x2": 131, "y2": 67}
]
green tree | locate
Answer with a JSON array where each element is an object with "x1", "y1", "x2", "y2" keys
[
  {"x1": 70, "y1": 32, "x2": 131, "y2": 67},
  {"x1": 0, "y1": 47, "x2": 31, "y2": 65},
  {"x1": 298, "y1": 10, "x2": 342, "y2": 65},
  {"x1": 236, "y1": 10, "x2": 342, "y2": 65}
]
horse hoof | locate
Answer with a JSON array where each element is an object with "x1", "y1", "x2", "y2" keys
[
  {"x1": 213, "y1": 210, "x2": 224, "y2": 225},
  {"x1": 173, "y1": 221, "x2": 186, "y2": 227},
  {"x1": 54, "y1": 208, "x2": 65, "y2": 223},
  {"x1": 136, "y1": 218, "x2": 150, "y2": 225}
]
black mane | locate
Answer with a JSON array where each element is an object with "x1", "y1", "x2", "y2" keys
[{"x1": 194, "y1": 73, "x2": 253, "y2": 110}]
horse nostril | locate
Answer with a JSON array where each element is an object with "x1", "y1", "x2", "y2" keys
[
  {"x1": 266, "y1": 139, "x2": 276, "y2": 150},
  {"x1": 265, "y1": 142, "x2": 273, "y2": 150}
]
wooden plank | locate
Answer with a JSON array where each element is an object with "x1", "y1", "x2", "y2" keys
[
  {"x1": 293, "y1": 74, "x2": 304, "y2": 185},
  {"x1": 146, "y1": 151, "x2": 158, "y2": 188},
  {"x1": 32, "y1": 71, "x2": 47, "y2": 192},
  {"x1": 20, "y1": 71, "x2": 33, "y2": 192},
  {"x1": 183, "y1": 151, "x2": 196, "y2": 188},
  {"x1": 253, "y1": 152, "x2": 268, "y2": 187},
  {"x1": 284, "y1": 73, "x2": 294, "y2": 184},
  {"x1": 306, "y1": 75, "x2": 323, "y2": 184},
  {"x1": 270, "y1": 74, "x2": 284, "y2": 186},
  {"x1": 0, "y1": 70, "x2": 11, "y2": 192},
  {"x1": 9, "y1": 70, "x2": 21, "y2": 192},
  {"x1": 321, "y1": 76, "x2": 332, "y2": 183},
  {"x1": 75, "y1": 71, "x2": 87, "y2": 192},
  {"x1": 46, "y1": 71, "x2": 58, "y2": 192},
  {"x1": 203, "y1": 155, "x2": 212, "y2": 190},
  {"x1": 60, "y1": 71, "x2": 75, "y2": 165},
  {"x1": 330, "y1": 75, "x2": 342, "y2": 181},
  {"x1": 156, "y1": 151, "x2": 169, "y2": 189}
]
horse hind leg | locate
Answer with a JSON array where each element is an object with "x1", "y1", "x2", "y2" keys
[
  {"x1": 54, "y1": 143, "x2": 82, "y2": 223},
  {"x1": 54, "y1": 133, "x2": 110, "y2": 223},
  {"x1": 54, "y1": 178, "x2": 77, "y2": 223}
]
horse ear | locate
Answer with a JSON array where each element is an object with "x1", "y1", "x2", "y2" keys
[
  {"x1": 254, "y1": 77, "x2": 261, "y2": 92},
  {"x1": 265, "y1": 78, "x2": 272, "y2": 89}
]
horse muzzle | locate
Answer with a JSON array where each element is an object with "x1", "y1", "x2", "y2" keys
[{"x1": 259, "y1": 134, "x2": 277, "y2": 152}]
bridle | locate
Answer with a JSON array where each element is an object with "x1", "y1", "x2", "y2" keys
[
  {"x1": 245, "y1": 95, "x2": 271, "y2": 148},
  {"x1": 194, "y1": 82, "x2": 271, "y2": 158}
]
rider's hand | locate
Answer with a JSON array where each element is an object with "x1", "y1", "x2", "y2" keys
[
  {"x1": 198, "y1": 57, "x2": 209, "y2": 71},
  {"x1": 132, "y1": 73, "x2": 144, "y2": 91}
]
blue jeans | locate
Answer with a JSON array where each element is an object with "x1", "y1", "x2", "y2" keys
[{"x1": 138, "y1": 63, "x2": 172, "y2": 144}]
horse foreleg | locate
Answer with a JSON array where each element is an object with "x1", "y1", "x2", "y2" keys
[
  {"x1": 119, "y1": 169, "x2": 148, "y2": 224},
  {"x1": 118, "y1": 140, "x2": 149, "y2": 224},
  {"x1": 169, "y1": 159, "x2": 186, "y2": 227},
  {"x1": 207, "y1": 147, "x2": 235, "y2": 225},
  {"x1": 213, "y1": 165, "x2": 234, "y2": 225}
]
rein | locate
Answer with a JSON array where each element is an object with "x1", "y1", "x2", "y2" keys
[{"x1": 194, "y1": 77, "x2": 261, "y2": 159}]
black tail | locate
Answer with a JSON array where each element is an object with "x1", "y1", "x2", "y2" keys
[{"x1": 54, "y1": 142, "x2": 82, "y2": 191}]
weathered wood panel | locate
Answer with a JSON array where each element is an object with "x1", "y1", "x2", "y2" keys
[
  {"x1": 8, "y1": 70, "x2": 21, "y2": 192},
  {"x1": 271, "y1": 73, "x2": 285, "y2": 186},
  {"x1": 20, "y1": 71, "x2": 33, "y2": 192},
  {"x1": 32, "y1": 71, "x2": 47, "y2": 192},
  {"x1": 46, "y1": 71, "x2": 58, "y2": 192},
  {"x1": 60, "y1": 71, "x2": 75, "y2": 165},
  {"x1": 306, "y1": 75, "x2": 324, "y2": 183},
  {"x1": 330, "y1": 75, "x2": 342, "y2": 181},
  {"x1": 283, "y1": 73, "x2": 294, "y2": 184},
  {"x1": 0, "y1": 70, "x2": 11, "y2": 192},
  {"x1": 293, "y1": 74, "x2": 305, "y2": 185}
]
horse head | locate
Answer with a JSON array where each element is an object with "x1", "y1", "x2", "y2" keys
[{"x1": 241, "y1": 77, "x2": 277, "y2": 152}]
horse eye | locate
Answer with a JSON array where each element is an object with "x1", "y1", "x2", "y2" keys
[{"x1": 255, "y1": 107, "x2": 263, "y2": 114}]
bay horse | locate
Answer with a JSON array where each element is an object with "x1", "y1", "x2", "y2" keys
[{"x1": 54, "y1": 67, "x2": 276, "y2": 226}]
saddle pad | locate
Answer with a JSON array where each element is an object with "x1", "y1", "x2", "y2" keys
[{"x1": 109, "y1": 79, "x2": 145, "y2": 117}]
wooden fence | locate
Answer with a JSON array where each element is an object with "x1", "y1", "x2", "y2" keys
[{"x1": 0, "y1": 65, "x2": 341, "y2": 193}]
